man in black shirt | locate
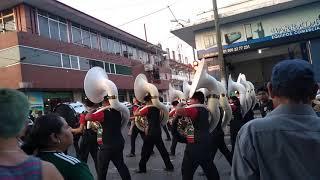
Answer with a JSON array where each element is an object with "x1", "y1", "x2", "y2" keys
[
  {"x1": 86, "y1": 97, "x2": 131, "y2": 180},
  {"x1": 257, "y1": 86, "x2": 274, "y2": 117},
  {"x1": 134, "y1": 95, "x2": 174, "y2": 173}
]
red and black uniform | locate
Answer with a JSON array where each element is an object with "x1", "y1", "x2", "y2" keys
[
  {"x1": 138, "y1": 106, "x2": 174, "y2": 172},
  {"x1": 129, "y1": 104, "x2": 145, "y2": 155},
  {"x1": 78, "y1": 113, "x2": 98, "y2": 172},
  {"x1": 88, "y1": 108, "x2": 131, "y2": 180},
  {"x1": 181, "y1": 106, "x2": 219, "y2": 180}
]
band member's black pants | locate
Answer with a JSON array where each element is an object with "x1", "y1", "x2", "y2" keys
[
  {"x1": 139, "y1": 135, "x2": 173, "y2": 171},
  {"x1": 98, "y1": 145, "x2": 131, "y2": 180},
  {"x1": 79, "y1": 130, "x2": 98, "y2": 171},
  {"x1": 210, "y1": 131, "x2": 232, "y2": 165},
  {"x1": 182, "y1": 143, "x2": 220, "y2": 180},
  {"x1": 230, "y1": 120, "x2": 243, "y2": 155},
  {"x1": 130, "y1": 125, "x2": 145, "y2": 155},
  {"x1": 162, "y1": 125, "x2": 171, "y2": 140},
  {"x1": 170, "y1": 136, "x2": 178, "y2": 155}
]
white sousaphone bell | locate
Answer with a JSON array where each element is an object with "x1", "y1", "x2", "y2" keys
[
  {"x1": 188, "y1": 60, "x2": 220, "y2": 132},
  {"x1": 134, "y1": 74, "x2": 169, "y2": 127},
  {"x1": 169, "y1": 84, "x2": 186, "y2": 102},
  {"x1": 84, "y1": 67, "x2": 130, "y2": 129}
]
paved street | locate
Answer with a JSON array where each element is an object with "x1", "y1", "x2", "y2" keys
[{"x1": 69, "y1": 127, "x2": 232, "y2": 180}]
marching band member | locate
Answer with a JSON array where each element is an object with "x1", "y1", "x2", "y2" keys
[
  {"x1": 127, "y1": 97, "x2": 145, "y2": 157},
  {"x1": 85, "y1": 96, "x2": 131, "y2": 180},
  {"x1": 71, "y1": 99, "x2": 98, "y2": 173},
  {"x1": 176, "y1": 91, "x2": 219, "y2": 180},
  {"x1": 169, "y1": 100, "x2": 180, "y2": 156},
  {"x1": 134, "y1": 94, "x2": 174, "y2": 173}
]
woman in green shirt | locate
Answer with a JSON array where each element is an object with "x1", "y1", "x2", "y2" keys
[{"x1": 22, "y1": 114, "x2": 94, "y2": 180}]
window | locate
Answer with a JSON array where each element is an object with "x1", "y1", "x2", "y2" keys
[
  {"x1": 81, "y1": 29, "x2": 91, "y2": 48},
  {"x1": 105, "y1": 62, "x2": 110, "y2": 73},
  {"x1": 49, "y1": 19, "x2": 59, "y2": 40},
  {"x1": 110, "y1": 63, "x2": 115, "y2": 74},
  {"x1": 59, "y1": 23, "x2": 68, "y2": 42},
  {"x1": 89, "y1": 60, "x2": 103, "y2": 68},
  {"x1": 108, "y1": 39, "x2": 115, "y2": 53},
  {"x1": 203, "y1": 34, "x2": 215, "y2": 48},
  {"x1": 115, "y1": 64, "x2": 132, "y2": 75},
  {"x1": 101, "y1": 36, "x2": 109, "y2": 53},
  {"x1": 72, "y1": 26, "x2": 82, "y2": 44},
  {"x1": 37, "y1": 11, "x2": 68, "y2": 42},
  {"x1": 114, "y1": 40, "x2": 121, "y2": 54},
  {"x1": 121, "y1": 42, "x2": 127, "y2": 56},
  {"x1": 3, "y1": 16, "x2": 15, "y2": 31},
  {"x1": 132, "y1": 47, "x2": 137, "y2": 60},
  {"x1": 91, "y1": 33, "x2": 99, "y2": 49},
  {"x1": 0, "y1": 9, "x2": 16, "y2": 32},
  {"x1": 62, "y1": 54, "x2": 71, "y2": 68},
  {"x1": 70, "y1": 56, "x2": 79, "y2": 69},
  {"x1": 20, "y1": 47, "x2": 61, "y2": 67},
  {"x1": 79, "y1": 57, "x2": 90, "y2": 70},
  {"x1": 38, "y1": 15, "x2": 50, "y2": 38}
]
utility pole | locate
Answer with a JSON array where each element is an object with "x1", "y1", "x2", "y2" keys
[{"x1": 212, "y1": 0, "x2": 227, "y2": 89}]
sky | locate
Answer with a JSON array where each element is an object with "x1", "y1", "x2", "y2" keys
[{"x1": 57, "y1": 0, "x2": 239, "y2": 63}]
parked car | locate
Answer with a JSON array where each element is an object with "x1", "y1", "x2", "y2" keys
[
  {"x1": 162, "y1": 102, "x2": 172, "y2": 111},
  {"x1": 121, "y1": 101, "x2": 132, "y2": 109}
]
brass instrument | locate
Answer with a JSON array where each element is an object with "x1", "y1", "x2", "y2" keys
[{"x1": 134, "y1": 74, "x2": 169, "y2": 130}]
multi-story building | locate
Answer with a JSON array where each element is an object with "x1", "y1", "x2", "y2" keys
[
  {"x1": 166, "y1": 49, "x2": 193, "y2": 92},
  {"x1": 171, "y1": 0, "x2": 320, "y2": 87},
  {"x1": 0, "y1": 0, "x2": 170, "y2": 114}
]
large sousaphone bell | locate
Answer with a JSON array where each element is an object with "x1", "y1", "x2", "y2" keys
[
  {"x1": 189, "y1": 60, "x2": 220, "y2": 132},
  {"x1": 84, "y1": 67, "x2": 130, "y2": 129},
  {"x1": 134, "y1": 74, "x2": 169, "y2": 127},
  {"x1": 169, "y1": 84, "x2": 185, "y2": 102}
]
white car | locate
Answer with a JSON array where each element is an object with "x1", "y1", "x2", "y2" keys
[
  {"x1": 121, "y1": 101, "x2": 132, "y2": 109},
  {"x1": 163, "y1": 102, "x2": 172, "y2": 111},
  {"x1": 69, "y1": 101, "x2": 86, "y2": 114}
]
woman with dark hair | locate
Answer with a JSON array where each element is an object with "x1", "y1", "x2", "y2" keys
[
  {"x1": 23, "y1": 114, "x2": 94, "y2": 180},
  {"x1": 0, "y1": 88, "x2": 62, "y2": 180}
]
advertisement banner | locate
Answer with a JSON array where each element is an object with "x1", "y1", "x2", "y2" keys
[{"x1": 26, "y1": 92, "x2": 44, "y2": 114}]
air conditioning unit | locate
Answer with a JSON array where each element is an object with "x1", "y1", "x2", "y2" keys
[{"x1": 144, "y1": 64, "x2": 153, "y2": 71}]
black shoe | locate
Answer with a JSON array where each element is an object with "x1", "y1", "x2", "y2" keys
[
  {"x1": 134, "y1": 169, "x2": 146, "y2": 173},
  {"x1": 126, "y1": 153, "x2": 135, "y2": 157},
  {"x1": 164, "y1": 167, "x2": 174, "y2": 172}
]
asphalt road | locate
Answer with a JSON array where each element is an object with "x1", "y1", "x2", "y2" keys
[{"x1": 69, "y1": 126, "x2": 232, "y2": 180}]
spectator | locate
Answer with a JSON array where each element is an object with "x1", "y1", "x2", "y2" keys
[
  {"x1": 231, "y1": 59, "x2": 320, "y2": 180},
  {"x1": 23, "y1": 114, "x2": 94, "y2": 180},
  {"x1": 0, "y1": 88, "x2": 62, "y2": 180},
  {"x1": 256, "y1": 86, "x2": 274, "y2": 117}
]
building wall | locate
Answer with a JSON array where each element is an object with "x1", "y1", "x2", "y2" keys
[
  {"x1": 195, "y1": 2, "x2": 320, "y2": 57},
  {"x1": 0, "y1": 64, "x2": 22, "y2": 89}
]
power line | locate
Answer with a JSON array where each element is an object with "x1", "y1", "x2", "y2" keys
[{"x1": 118, "y1": 1, "x2": 178, "y2": 27}]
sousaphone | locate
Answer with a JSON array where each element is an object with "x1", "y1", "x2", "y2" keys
[
  {"x1": 134, "y1": 74, "x2": 169, "y2": 131},
  {"x1": 84, "y1": 67, "x2": 130, "y2": 129},
  {"x1": 189, "y1": 60, "x2": 220, "y2": 132}
]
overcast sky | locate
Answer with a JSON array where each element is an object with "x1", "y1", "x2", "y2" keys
[{"x1": 58, "y1": 0, "x2": 239, "y2": 63}]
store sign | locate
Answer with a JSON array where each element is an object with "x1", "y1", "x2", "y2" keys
[
  {"x1": 271, "y1": 19, "x2": 320, "y2": 39},
  {"x1": 208, "y1": 65, "x2": 220, "y2": 71},
  {"x1": 197, "y1": 3, "x2": 320, "y2": 58}
]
